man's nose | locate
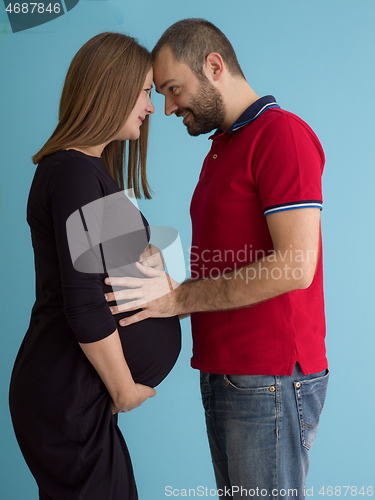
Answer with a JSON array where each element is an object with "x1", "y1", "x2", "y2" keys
[{"x1": 164, "y1": 97, "x2": 178, "y2": 116}]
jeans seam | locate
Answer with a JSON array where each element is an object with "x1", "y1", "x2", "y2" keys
[{"x1": 275, "y1": 376, "x2": 282, "y2": 495}]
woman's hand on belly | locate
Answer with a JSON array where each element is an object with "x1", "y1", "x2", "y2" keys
[
  {"x1": 111, "y1": 382, "x2": 156, "y2": 414},
  {"x1": 79, "y1": 331, "x2": 156, "y2": 415},
  {"x1": 139, "y1": 244, "x2": 165, "y2": 271}
]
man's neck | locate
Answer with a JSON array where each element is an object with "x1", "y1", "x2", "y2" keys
[{"x1": 220, "y1": 80, "x2": 260, "y2": 131}]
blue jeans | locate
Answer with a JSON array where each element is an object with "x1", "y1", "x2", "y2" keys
[{"x1": 200, "y1": 365, "x2": 329, "y2": 499}]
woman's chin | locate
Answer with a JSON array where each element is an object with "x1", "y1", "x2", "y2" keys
[{"x1": 129, "y1": 130, "x2": 141, "y2": 141}]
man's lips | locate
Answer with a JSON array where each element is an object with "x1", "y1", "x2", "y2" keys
[
  {"x1": 183, "y1": 112, "x2": 190, "y2": 125},
  {"x1": 176, "y1": 110, "x2": 192, "y2": 125}
]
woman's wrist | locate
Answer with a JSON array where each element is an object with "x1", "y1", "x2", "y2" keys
[{"x1": 112, "y1": 379, "x2": 137, "y2": 410}]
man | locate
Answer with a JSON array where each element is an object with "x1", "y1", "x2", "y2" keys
[{"x1": 105, "y1": 19, "x2": 329, "y2": 500}]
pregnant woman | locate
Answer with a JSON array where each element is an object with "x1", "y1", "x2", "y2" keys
[{"x1": 9, "y1": 32, "x2": 181, "y2": 500}]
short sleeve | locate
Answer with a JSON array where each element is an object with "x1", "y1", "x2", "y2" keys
[
  {"x1": 251, "y1": 112, "x2": 325, "y2": 216},
  {"x1": 47, "y1": 157, "x2": 117, "y2": 343}
]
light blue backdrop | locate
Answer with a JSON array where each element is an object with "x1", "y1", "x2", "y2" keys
[{"x1": 1, "y1": 1, "x2": 374, "y2": 498}]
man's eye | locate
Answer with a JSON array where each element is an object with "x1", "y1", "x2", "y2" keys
[{"x1": 170, "y1": 86, "x2": 178, "y2": 94}]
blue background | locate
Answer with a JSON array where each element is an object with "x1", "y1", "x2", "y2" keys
[{"x1": 1, "y1": 1, "x2": 374, "y2": 498}]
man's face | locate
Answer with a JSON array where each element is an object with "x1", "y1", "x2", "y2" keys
[{"x1": 153, "y1": 46, "x2": 226, "y2": 136}]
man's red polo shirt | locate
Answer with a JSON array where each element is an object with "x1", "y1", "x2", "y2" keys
[{"x1": 189, "y1": 96, "x2": 327, "y2": 376}]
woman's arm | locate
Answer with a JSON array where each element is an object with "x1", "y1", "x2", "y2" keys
[
  {"x1": 48, "y1": 155, "x2": 155, "y2": 412},
  {"x1": 79, "y1": 330, "x2": 155, "y2": 413}
]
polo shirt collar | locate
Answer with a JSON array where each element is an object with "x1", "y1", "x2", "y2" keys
[{"x1": 211, "y1": 95, "x2": 279, "y2": 138}]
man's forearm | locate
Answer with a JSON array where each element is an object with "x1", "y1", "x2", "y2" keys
[{"x1": 175, "y1": 251, "x2": 316, "y2": 314}]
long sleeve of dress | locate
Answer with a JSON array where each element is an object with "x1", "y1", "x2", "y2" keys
[{"x1": 32, "y1": 153, "x2": 117, "y2": 343}]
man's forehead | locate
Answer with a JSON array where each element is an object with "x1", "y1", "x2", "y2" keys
[
  {"x1": 153, "y1": 46, "x2": 192, "y2": 89},
  {"x1": 153, "y1": 45, "x2": 176, "y2": 66}
]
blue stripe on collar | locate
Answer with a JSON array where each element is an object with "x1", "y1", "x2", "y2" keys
[{"x1": 226, "y1": 95, "x2": 279, "y2": 134}]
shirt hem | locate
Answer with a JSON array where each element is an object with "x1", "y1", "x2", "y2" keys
[{"x1": 191, "y1": 357, "x2": 328, "y2": 377}]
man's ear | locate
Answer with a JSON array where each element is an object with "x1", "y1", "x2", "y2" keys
[{"x1": 204, "y1": 52, "x2": 225, "y2": 82}]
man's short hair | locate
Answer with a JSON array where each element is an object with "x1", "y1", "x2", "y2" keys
[{"x1": 152, "y1": 18, "x2": 245, "y2": 79}]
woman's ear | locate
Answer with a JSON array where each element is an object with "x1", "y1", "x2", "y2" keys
[{"x1": 204, "y1": 52, "x2": 225, "y2": 82}]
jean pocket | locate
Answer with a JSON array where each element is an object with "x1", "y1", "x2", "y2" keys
[
  {"x1": 294, "y1": 369, "x2": 329, "y2": 450},
  {"x1": 224, "y1": 374, "x2": 276, "y2": 394}
]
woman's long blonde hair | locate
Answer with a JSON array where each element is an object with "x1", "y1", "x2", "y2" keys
[{"x1": 33, "y1": 32, "x2": 152, "y2": 198}]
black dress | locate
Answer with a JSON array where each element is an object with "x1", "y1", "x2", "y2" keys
[{"x1": 9, "y1": 150, "x2": 181, "y2": 500}]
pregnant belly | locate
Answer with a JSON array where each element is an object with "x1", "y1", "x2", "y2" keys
[{"x1": 117, "y1": 315, "x2": 181, "y2": 388}]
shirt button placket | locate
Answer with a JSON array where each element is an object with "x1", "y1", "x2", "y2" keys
[{"x1": 204, "y1": 153, "x2": 219, "y2": 183}]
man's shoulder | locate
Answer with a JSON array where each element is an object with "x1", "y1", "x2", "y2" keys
[
  {"x1": 244, "y1": 106, "x2": 319, "y2": 143},
  {"x1": 231, "y1": 106, "x2": 302, "y2": 138},
  {"x1": 259, "y1": 106, "x2": 309, "y2": 127}
]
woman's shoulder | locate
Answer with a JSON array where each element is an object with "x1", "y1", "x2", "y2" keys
[
  {"x1": 30, "y1": 150, "x2": 119, "y2": 214},
  {"x1": 36, "y1": 149, "x2": 116, "y2": 191},
  {"x1": 39, "y1": 149, "x2": 104, "y2": 175}
]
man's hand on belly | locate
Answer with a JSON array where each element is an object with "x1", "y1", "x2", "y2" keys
[{"x1": 104, "y1": 263, "x2": 180, "y2": 326}]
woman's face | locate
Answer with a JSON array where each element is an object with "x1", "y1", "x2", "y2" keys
[{"x1": 114, "y1": 68, "x2": 155, "y2": 141}]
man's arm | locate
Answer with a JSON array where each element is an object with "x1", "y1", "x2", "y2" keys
[{"x1": 106, "y1": 207, "x2": 320, "y2": 325}]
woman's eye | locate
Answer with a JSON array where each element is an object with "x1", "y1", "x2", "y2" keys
[{"x1": 144, "y1": 88, "x2": 152, "y2": 95}]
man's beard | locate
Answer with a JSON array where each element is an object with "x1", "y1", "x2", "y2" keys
[{"x1": 177, "y1": 78, "x2": 226, "y2": 136}]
